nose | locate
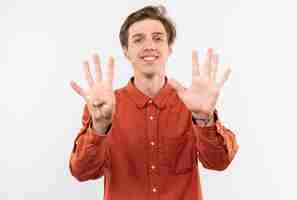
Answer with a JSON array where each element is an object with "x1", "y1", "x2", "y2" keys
[
  {"x1": 143, "y1": 47, "x2": 157, "y2": 51},
  {"x1": 142, "y1": 39, "x2": 157, "y2": 51}
]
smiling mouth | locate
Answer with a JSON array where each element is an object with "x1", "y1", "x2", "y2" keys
[{"x1": 141, "y1": 56, "x2": 159, "y2": 62}]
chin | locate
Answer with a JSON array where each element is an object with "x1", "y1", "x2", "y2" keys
[{"x1": 134, "y1": 62, "x2": 164, "y2": 77}]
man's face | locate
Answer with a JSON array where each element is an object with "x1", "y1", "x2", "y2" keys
[{"x1": 123, "y1": 19, "x2": 172, "y2": 77}]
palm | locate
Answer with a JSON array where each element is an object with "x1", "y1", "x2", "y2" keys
[
  {"x1": 170, "y1": 48, "x2": 231, "y2": 115},
  {"x1": 181, "y1": 76, "x2": 219, "y2": 114},
  {"x1": 87, "y1": 81, "x2": 115, "y2": 119}
]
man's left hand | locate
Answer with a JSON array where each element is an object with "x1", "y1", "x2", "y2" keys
[{"x1": 169, "y1": 48, "x2": 231, "y2": 116}]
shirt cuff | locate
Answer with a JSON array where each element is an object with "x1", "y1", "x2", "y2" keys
[
  {"x1": 193, "y1": 110, "x2": 225, "y2": 140},
  {"x1": 72, "y1": 124, "x2": 108, "y2": 153}
]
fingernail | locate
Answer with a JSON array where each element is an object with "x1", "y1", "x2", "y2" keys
[
  {"x1": 93, "y1": 100, "x2": 99, "y2": 106},
  {"x1": 208, "y1": 48, "x2": 213, "y2": 54}
]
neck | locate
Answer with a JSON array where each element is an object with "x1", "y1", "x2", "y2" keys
[{"x1": 133, "y1": 73, "x2": 166, "y2": 98}]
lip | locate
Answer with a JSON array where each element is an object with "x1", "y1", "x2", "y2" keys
[
  {"x1": 143, "y1": 56, "x2": 158, "y2": 61},
  {"x1": 140, "y1": 55, "x2": 159, "y2": 62}
]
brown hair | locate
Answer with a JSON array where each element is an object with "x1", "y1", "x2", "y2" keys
[{"x1": 119, "y1": 5, "x2": 176, "y2": 48}]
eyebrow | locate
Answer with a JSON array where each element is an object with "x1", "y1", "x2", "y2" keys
[
  {"x1": 152, "y1": 32, "x2": 165, "y2": 36},
  {"x1": 131, "y1": 33, "x2": 144, "y2": 39},
  {"x1": 131, "y1": 32, "x2": 165, "y2": 39}
]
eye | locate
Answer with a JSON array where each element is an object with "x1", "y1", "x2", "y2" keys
[
  {"x1": 154, "y1": 37, "x2": 163, "y2": 42},
  {"x1": 134, "y1": 38, "x2": 142, "y2": 43}
]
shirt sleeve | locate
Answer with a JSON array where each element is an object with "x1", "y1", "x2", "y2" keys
[
  {"x1": 69, "y1": 104, "x2": 111, "y2": 181},
  {"x1": 193, "y1": 111, "x2": 239, "y2": 171}
]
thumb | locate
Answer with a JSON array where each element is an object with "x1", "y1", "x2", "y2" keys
[
  {"x1": 70, "y1": 80, "x2": 87, "y2": 99},
  {"x1": 168, "y1": 78, "x2": 186, "y2": 93}
]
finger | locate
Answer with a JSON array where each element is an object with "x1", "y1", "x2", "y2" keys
[
  {"x1": 92, "y1": 98, "x2": 105, "y2": 107},
  {"x1": 205, "y1": 48, "x2": 213, "y2": 78},
  {"x1": 93, "y1": 108, "x2": 103, "y2": 119},
  {"x1": 70, "y1": 80, "x2": 88, "y2": 100},
  {"x1": 211, "y1": 53, "x2": 219, "y2": 81},
  {"x1": 101, "y1": 104, "x2": 113, "y2": 119},
  {"x1": 168, "y1": 78, "x2": 186, "y2": 93},
  {"x1": 192, "y1": 50, "x2": 200, "y2": 76},
  {"x1": 218, "y1": 66, "x2": 231, "y2": 89},
  {"x1": 106, "y1": 56, "x2": 115, "y2": 88},
  {"x1": 83, "y1": 61, "x2": 95, "y2": 87},
  {"x1": 93, "y1": 54, "x2": 102, "y2": 82}
]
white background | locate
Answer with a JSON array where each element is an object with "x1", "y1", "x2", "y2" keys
[{"x1": 1, "y1": 0, "x2": 296, "y2": 199}]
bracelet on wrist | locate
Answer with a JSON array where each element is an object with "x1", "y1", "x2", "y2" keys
[{"x1": 192, "y1": 112, "x2": 214, "y2": 125}]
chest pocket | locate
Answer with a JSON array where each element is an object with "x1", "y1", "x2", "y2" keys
[{"x1": 160, "y1": 131, "x2": 197, "y2": 174}]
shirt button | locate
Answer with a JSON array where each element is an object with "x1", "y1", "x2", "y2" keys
[
  {"x1": 148, "y1": 99, "x2": 153, "y2": 104},
  {"x1": 149, "y1": 116, "x2": 154, "y2": 120},
  {"x1": 152, "y1": 187, "x2": 157, "y2": 193},
  {"x1": 217, "y1": 124, "x2": 221, "y2": 131},
  {"x1": 150, "y1": 141, "x2": 155, "y2": 146}
]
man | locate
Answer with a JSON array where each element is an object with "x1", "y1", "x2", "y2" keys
[{"x1": 69, "y1": 5, "x2": 238, "y2": 200}]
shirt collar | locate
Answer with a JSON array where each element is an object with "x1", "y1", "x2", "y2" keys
[{"x1": 125, "y1": 76, "x2": 174, "y2": 110}]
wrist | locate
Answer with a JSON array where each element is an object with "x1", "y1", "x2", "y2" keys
[
  {"x1": 192, "y1": 111, "x2": 214, "y2": 127},
  {"x1": 91, "y1": 119, "x2": 111, "y2": 134}
]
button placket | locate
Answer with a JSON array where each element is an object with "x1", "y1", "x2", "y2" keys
[{"x1": 146, "y1": 102, "x2": 159, "y2": 197}]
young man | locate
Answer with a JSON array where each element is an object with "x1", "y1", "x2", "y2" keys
[{"x1": 69, "y1": 5, "x2": 238, "y2": 200}]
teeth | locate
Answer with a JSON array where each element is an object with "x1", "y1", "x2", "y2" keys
[{"x1": 143, "y1": 56, "x2": 157, "y2": 61}]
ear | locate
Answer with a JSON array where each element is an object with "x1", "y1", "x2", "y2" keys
[
  {"x1": 167, "y1": 46, "x2": 172, "y2": 56},
  {"x1": 123, "y1": 47, "x2": 130, "y2": 60},
  {"x1": 169, "y1": 46, "x2": 172, "y2": 55}
]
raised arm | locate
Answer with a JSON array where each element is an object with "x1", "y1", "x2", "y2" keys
[{"x1": 69, "y1": 54, "x2": 116, "y2": 181}]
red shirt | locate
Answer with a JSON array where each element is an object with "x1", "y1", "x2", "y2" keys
[{"x1": 69, "y1": 77, "x2": 239, "y2": 200}]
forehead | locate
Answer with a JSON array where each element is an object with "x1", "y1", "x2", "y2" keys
[{"x1": 128, "y1": 19, "x2": 167, "y2": 38}]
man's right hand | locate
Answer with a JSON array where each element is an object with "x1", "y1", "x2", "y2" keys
[{"x1": 70, "y1": 54, "x2": 115, "y2": 133}]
